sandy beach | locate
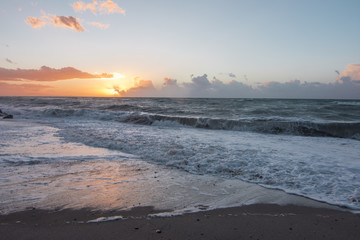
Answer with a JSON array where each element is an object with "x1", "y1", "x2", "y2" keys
[{"x1": 1, "y1": 204, "x2": 359, "y2": 240}]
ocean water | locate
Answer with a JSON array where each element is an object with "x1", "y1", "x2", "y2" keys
[{"x1": 0, "y1": 97, "x2": 360, "y2": 213}]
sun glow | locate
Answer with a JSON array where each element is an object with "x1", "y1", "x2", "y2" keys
[
  {"x1": 105, "y1": 88, "x2": 120, "y2": 96},
  {"x1": 104, "y1": 72, "x2": 125, "y2": 80},
  {"x1": 100, "y1": 72, "x2": 127, "y2": 96}
]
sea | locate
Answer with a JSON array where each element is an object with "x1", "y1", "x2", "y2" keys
[{"x1": 0, "y1": 97, "x2": 360, "y2": 214}]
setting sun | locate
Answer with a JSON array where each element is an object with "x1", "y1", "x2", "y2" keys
[{"x1": 104, "y1": 88, "x2": 120, "y2": 96}]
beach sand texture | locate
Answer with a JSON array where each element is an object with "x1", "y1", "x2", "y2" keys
[{"x1": 1, "y1": 204, "x2": 360, "y2": 240}]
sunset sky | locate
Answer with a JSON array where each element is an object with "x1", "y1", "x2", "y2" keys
[{"x1": 1, "y1": 0, "x2": 360, "y2": 98}]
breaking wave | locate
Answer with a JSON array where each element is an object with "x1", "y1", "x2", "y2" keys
[{"x1": 35, "y1": 108, "x2": 360, "y2": 140}]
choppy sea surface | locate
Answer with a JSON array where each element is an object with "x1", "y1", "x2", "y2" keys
[{"x1": 0, "y1": 97, "x2": 359, "y2": 213}]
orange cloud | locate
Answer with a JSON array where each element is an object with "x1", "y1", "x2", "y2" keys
[
  {"x1": 338, "y1": 64, "x2": 360, "y2": 82},
  {"x1": 72, "y1": 0, "x2": 98, "y2": 15},
  {"x1": 42, "y1": 12, "x2": 85, "y2": 32},
  {"x1": 26, "y1": 11, "x2": 85, "y2": 32},
  {"x1": 99, "y1": 0, "x2": 125, "y2": 15},
  {"x1": 90, "y1": 21, "x2": 110, "y2": 29},
  {"x1": 0, "y1": 66, "x2": 113, "y2": 82},
  {"x1": 25, "y1": 16, "x2": 47, "y2": 28},
  {"x1": 72, "y1": 0, "x2": 125, "y2": 15}
]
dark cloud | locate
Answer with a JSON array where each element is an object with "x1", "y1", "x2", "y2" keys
[
  {"x1": 51, "y1": 15, "x2": 85, "y2": 32},
  {"x1": 0, "y1": 66, "x2": 113, "y2": 81},
  {"x1": 219, "y1": 72, "x2": 237, "y2": 78},
  {"x1": 159, "y1": 78, "x2": 184, "y2": 97},
  {"x1": 229, "y1": 73, "x2": 236, "y2": 78},
  {"x1": 184, "y1": 74, "x2": 211, "y2": 89},
  {"x1": 192, "y1": 74, "x2": 211, "y2": 88},
  {"x1": 210, "y1": 79, "x2": 257, "y2": 98},
  {"x1": 5, "y1": 58, "x2": 15, "y2": 64},
  {"x1": 163, "y1": 77, "x2": 178, "y2": 86}
]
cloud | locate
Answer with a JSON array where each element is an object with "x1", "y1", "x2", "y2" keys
[
  {"x1": 26, "y1": 11, "x2": 85, "y2": 32},
  {"x1": 72, "y1": 0, "x2": 125, "y2": 15},
  {"x1": 118, "y1": 75, "x2": 257, "y2": 98},
  {"x1": 257, "y1": 78, "x2": 360, "y2": 99},
  {"x1": 72, "y1": 0, "x2": 98, "y2": 15},
  {"x1": 185, "y1": 74, "x2": 211, "y2": 89},
  {"x1": 163, "y1": 77, "x2": 178, "y2": 86},
  {"x1": 182, "y1": 74, "x2": 217, "y2": 97},
  {"x1": 0, "y1": 66, "x2": 113, "y2": 82},
  {"x1": 43, "y1": 12, "x2": 85, "y2": 32},
  {"x1": 115, "y1": 68, "x2": 360, "y2": 99},
  {"x1": 219, "y1": 72, "x2": 237, "y2": 78},
  {"x1": 5, "y1": 58, "x2": 15, "y2": 64},
  {"x1": 114, "y1": 78, "x2": 157, "y2": 97},
  {"x1": 159, "y1": 78, "x2": 185, "y2": 97},
  {"x1": 229, "y1": 73, "x2": 236, "y2": 78},
  {"x1": 99, "y1": 0, "x2": 125, "y2": 14},
  {"x1": 25, "y1": 16, "x2": 47, "y2": 28},
  {"x1": 90, "y1": 21, "x2": 110, "y2": 29},
  {"x1": 51, "y1": 16, "x2": 84, "y2": 32},
  {"x1": 338, "y1": 64, "x2": 360, "y2": 82},
  {"x1": 210, "y1": 79, "x2": 256, "y2": 98}
]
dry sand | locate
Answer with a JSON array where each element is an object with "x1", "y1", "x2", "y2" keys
[{"x1": 1, "y1": 204, "x2": 359, "y2": 240}]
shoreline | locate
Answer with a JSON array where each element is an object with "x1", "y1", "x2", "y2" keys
[
  {"x1": 1, "y1": 118, "x2": 360, "y2": 239},
  {"x1": 1, "y1": 204, "x2": 359, "y2": 240}
]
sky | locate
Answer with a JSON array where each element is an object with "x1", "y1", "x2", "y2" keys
[{"x1": 1, "y1": 0, "x2": 360, "y2": 98}]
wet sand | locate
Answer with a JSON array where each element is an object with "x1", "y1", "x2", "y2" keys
[{"x1": 1, "y1": 204, "x2": 359, "y2": 240}]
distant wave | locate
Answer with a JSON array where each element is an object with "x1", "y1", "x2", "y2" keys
[
  {"x1": 39, "y1": 108, "x2": 360, "y2": 140},
  {"x1": 2, "y1": 97, "x2": 359, "y2": 140},
  {"x1": 333, "y1": 101, "x2": 360, "y2": 106}
]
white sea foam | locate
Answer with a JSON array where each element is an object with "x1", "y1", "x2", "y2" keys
[
  {"x1": 52, "y1": 118, "x2": 360, "y2": 210},
  {"x1": 334, "y1": 101, "x2": 360, "y2": 106},
  {"x1": 0, "y1": 120, "x2": 338, "y2": 215},
  {"x1": 87, "y1": 216, "x2": 126, "y2": 223},
  {"x1": 1, "y1": 97, "x2": 360, "y2": 212}
]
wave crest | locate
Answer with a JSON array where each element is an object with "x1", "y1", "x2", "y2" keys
[{"x1": 36, "y1": 108, "x2": 360, "y2": 140}]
